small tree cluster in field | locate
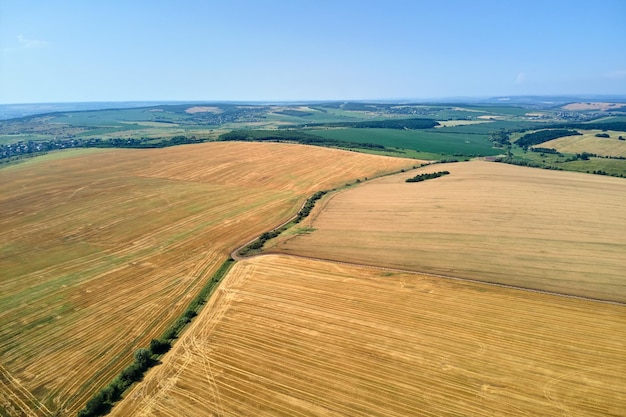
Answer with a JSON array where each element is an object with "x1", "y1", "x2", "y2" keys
[
  {"x1": 405, "y1": 171, "x2": 450, "y2": 183},
  {"x1": 488, "y1": 130, "x2": 511, "y2": 147},
  {"x1": 530, "y1": 147, "x2": 561, "y2": 155}
]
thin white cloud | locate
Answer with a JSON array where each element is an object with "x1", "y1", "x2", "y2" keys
[
  {"x1": 515, "y1": 72, "x2": 526, "y2": 84},
  {"x1": 2, "y1": 35, "x2": 49, "y2": 53},
  {"x1": 17, "y1": 34, "x2": 48, "y2": 49},
  {"x1": 605, "y1": 69, "x2": 626, "y2": 79}
]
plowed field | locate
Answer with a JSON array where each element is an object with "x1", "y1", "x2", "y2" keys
[
  {"x1": 112, "y1": 255, "x2": 626, "y2": 416},
  {"x1": 272, "y1": 160, "x2": 626, "y2": 302},
  {"x1": 0, "y1": 142, "x2": 413, "y2": 416}
]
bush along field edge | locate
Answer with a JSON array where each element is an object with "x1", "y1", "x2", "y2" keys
[
  {"x1": 76, "y1": 258, "x2": 235, "y2": 417},
  {"x1": 235, "y1": 161, "x2": 447, "y2": 258},
  {"x1": 236, "y1": 190, "x2": 330, "y2": 257}
]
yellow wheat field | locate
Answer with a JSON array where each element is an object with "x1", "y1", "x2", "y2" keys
[
  {"x1": 113, "y1": 254, "x2": 626, "y2": 416},
  {"x1": 272, "y1": 160, "x2": 626, "y2": 302},
  {"x1": 0, "y1": 142, "x2": 413, "y2": 416},
  {"x1": 539, "y1": 130, "x2": 626, "y2": 157}
]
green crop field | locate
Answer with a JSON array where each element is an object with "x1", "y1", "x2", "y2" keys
[
  {"x1": 443, "y1": 119, "x2": 540, "y2": 134},
  {"x1": 3, "y1": 100, "x2": 626, "y2": 177},
  {"x1": 309, "y1": 128, "x2": 501, "y2": 156}
]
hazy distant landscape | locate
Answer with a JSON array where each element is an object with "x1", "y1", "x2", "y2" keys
[{"x1": 3, "y1": 98, "x2": 626, "y2": 177}]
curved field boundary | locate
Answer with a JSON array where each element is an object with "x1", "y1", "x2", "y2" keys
[
  {"x1": 237, "y1": 180, "x2": 626, "y2": 306},
  {"x1": 267, "y1": 160, "x2": 626, "y2": 303},
  {"x1": 231, "y1": 191, "x2": 329, "y2": 260},
  {"x1": 238, "y1": 206, "x2": 626, "y2": 306},
  {"x1": 1, "y1": 141, "x2": 416, "y2": 416},
  {"x1": 231, "y1": 195, "x2": 313, "y2": 260},
  {"x1": 231, "y1": 163, "x2": 428, "y2": 260}
]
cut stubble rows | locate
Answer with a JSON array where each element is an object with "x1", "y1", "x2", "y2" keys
[
  {"x1": 273, "y1": 160, "x2": 626, "y2": 302},
  {"x1": 113, "y1": 254, "x2": 626, "y2": 416},
  {"x1": 0, "y1": 142, "x2": 413, "y2": 415}
]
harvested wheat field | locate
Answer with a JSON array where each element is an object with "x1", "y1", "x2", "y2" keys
[
  {"x1": 0, "y1": 142, "x2": 413, "y2": 416},
  {"x1": 112, "y1": 254, "x2": 626, "y2": 417},
  {"x1": 271, "y1": 160, "x2": 626, "y2": 302},
  {"x1": 538, "y1": 130, "x2": 626, "y2": 158}
]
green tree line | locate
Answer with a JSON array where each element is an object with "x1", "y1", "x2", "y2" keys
[
  {"x1": 238, "y1": 190, "x2": 329, "y2": 256},
  {"x1": 516, "y1": 129, "x2": 581, "y2": 148},
  {"x1": 405, "y1": 171, "x2": 450, "y2": 182},
  {"x1": 219, "y1": 130, "x2": 388, "y2": 151},
  {"x1": 77, "y1": 258, "x2": 234, "y2": 417}
]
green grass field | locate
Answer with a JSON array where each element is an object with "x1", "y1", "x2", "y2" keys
[
  {"x1": 443, "y1": 119, "x2": 539, "y2": 134},
  {"x1": 508, "y1": 148, "x2": 626, "y2": 177}
]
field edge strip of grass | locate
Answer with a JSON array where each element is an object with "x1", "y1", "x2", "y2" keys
[
  {"x1": 236, "y1": 190, "x2": 330, "y2": 257},
  {"x1": 76, "y1": 257, "x2": 235, "y2": 417}
]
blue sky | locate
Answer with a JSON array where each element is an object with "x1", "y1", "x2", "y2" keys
[{"x1": 1, "y1": 0, "x2": 625, "y2": 104}]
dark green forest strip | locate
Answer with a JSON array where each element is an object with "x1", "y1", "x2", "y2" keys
[
  {"x1": 218, "y1": 129, "x2": 390, "y2": 151},
  {"x1": 77, "y1": 258, "x2": 235, "y2": 417},
  {"x1": 515, "y1": 129, "x2": 581, "y2": 148}
]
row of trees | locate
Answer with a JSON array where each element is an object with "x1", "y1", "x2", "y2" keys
[
  {"x1": 516, "y1": 129, "x2": 581, "y2": 148},
  {"x1": 493, "y1": 156, "x2": 563, "y2": 170},
  {"x1": 295, "y1": 191, "x2": 327, "y2": 223},
  {"x1": 239, "y1": 190, "x2": 329, "y2": 255},
  {"x1": 488, "y1": 130, "x2": 511, "y2": 147},
  {"x1": 78, "y1": 348, "x2": 153, "y2": 417},
  {"x1": 219, "y1": 129, "x2": 388, "y2": 151},
  {"x1": 77, "y1": 258, "x2": 234, "y2": 417}
]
